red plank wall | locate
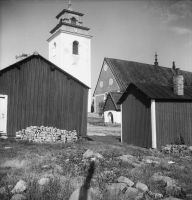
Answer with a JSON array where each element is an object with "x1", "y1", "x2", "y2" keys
[
  {"x1": 0, "y1": 57, "x2": 88, "y2": 137},
  {"x1": 156, "y1": 101, "x2": 192, "y2": 147},
  {"x1": 122, "y1": 87, "x2": 152, "y2": 148}
]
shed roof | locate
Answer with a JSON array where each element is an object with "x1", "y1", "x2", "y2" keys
[
  {"x1": 118, "y1": 82, "x2": 192, "y2": 104},
  {"x1": 105, "y1": 58, "x2": 192, "y2": 92},
  {"x1": 0, "y1": 52, "x2": 90, "y2": 89},
  {"x1": 104, "y1": 92, "x2": 123, "y2": 111}
]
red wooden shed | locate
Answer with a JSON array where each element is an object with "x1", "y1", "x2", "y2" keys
[
  {"x1": 118, "y1": 82, "x2": 192, "y2": 148},
  {"x1": 0, "y1": 52, "x2": 89, "y2": 138}
]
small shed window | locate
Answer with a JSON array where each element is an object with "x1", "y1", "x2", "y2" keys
[
  {"x1": 71, "y1": 17, "x2": 77, "y2": 25},
  {"x1": 73, "y1": 41, "x2": 79, "y2": 55}
]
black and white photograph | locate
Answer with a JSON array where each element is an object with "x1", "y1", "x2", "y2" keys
[{"x1": 0, "y1": 0, "x2": 192, "y2": 199}]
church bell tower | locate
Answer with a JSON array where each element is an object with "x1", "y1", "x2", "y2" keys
[{"x1": 47, "y1": 1, "x2": 92, "y2": 112}]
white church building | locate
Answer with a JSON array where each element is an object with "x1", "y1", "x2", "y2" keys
[{"x1": 47, "y1": 1, "x2": 92, "y2": 112}]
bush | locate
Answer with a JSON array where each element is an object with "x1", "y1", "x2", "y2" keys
[{"x1": 98, "y1": 101, "x2": 105, "y2": 116}]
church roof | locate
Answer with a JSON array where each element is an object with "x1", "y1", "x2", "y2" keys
[
  {"x1": 118, "y1": 82, "x2": 192, "y2": 104},
  {"x1": 56, "y1": 9, "x2": 84, "y2": 19},
  {"x1": 50, "y1": 22, "x2": 90, "y2": 34},
  {"x1": 104, "y1": 57, "x2": 192, "y2": 92}
]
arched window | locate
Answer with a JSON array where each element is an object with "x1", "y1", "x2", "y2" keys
[
  {"x1": 108, "y1": 112, "x2": 114, "y2": 124},
  {"x1": 73, "y1": 41, "x2": 79, "y2": 55},
  {"x1": 71, "y1": 17, "x2": 77, "y2": 25}
]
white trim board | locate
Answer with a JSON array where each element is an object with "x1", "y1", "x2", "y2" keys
[
  {"x1": 94, "y1": 94, "x2": 105, "y2": 97},
  {"x1": 120, "y1": 104, "x2": 123, "y2": 143},
  {"x1": 0, "y1": 95, "x2": 8, "y2": 135},
  {"x1": 151, "y1": 99, "x2": 157, "y2": 148}
]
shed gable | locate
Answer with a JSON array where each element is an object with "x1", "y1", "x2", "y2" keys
[
  {"x1": 122, "y1": 85, "x2": 152, "y2": 148},
  {"x1": 104, "y1": 95, "x2": 116, "y2": 111},
  {"x1": 0, "y1": 55, "x2": 88, "y2": 137}
]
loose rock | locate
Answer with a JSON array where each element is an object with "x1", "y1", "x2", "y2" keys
[
  {"x1": 136, "y1": 182, "x2": 148, "y2": 192},
  {"x1": 69, "y1": 188, "x2": 93, "y2": 200},
  {"x1": 105, "y1": 183, "x2": 127, "y2": 195},
  {"x1": 124, "y1": 187, "x2": 139, "y2": 198},
  {"x1": 11, "y1": 180, "x2": 27, "y2": 194},
  {"x1": 118, "y1": 155, "x2": 142, "y2": 167},
  {"x1": 117, "y1": 176, "x2": 134, "y2": 187},
  {"x1": 10, "y1": 194, "x2": 27, "y2": 200},
  {"x1": 38, "y1": 177, "x2": 50, "y2": 186},
  {"x1": 150, "y1": 172, "x2": 177, "y2": 187},
  {"x1": 83, "y1": 149, "x2": 103, "y2": 159}
]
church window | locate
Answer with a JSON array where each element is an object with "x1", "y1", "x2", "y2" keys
[
  {"x1": 104, "y1": 64, "x2": 108, "y2": 71},
  {"x1": 73, "y1": 41, "x2": 79, "y2": 55},
  {"x1": 109, "y1": 78, "x2": 113, "y2": 85},
  {"x1": 100, "y1": 81, "x2": 103, "y2": 88},
  {"x1": 71, "y1": 17, "x2": 77, "y2": 25}
]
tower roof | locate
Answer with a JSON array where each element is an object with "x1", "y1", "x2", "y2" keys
[{"x1": 56, "y1": 9, "x2": 84, "y2": 19}]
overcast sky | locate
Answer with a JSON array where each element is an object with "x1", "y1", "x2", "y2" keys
[{"x1": 0, "y1": 0, "x2": 192, "y2": 93}]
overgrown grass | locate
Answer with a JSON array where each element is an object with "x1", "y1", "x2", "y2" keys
[{"x1": 0, "y1": 135, "x2": 192, "y2": 200}]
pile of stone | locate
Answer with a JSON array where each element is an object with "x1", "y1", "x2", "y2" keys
[
  {"x1": 161, "y1": 144, "x2": 192, "y2": 154},
  {"x1": 15, "y1": 126, "x2": 77, "y2": 143}
]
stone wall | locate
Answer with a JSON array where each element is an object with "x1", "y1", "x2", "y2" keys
[{"x1": 16, "y1": 126, "x2": 77, "y2": 143}]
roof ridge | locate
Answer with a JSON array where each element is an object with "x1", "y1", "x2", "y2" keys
[
  {"x1": 0, "y1": 53, "x2": 90, "y2": 89},
  {"x1": 106, "y1": 57, "x2": 192, "y2": 73}
]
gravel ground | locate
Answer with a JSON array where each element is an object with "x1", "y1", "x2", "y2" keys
[{"x1": 87, "y1": 124, "x2": 121, "y2": 136}]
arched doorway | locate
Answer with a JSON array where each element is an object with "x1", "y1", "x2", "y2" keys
[{"x1": 108, "y1": 112, "x2": 114, "y2": 123}]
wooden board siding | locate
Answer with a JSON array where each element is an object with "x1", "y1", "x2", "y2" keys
[
  {"x1": 122, "y1": 87, "x2": 152, "y2": 148},
  {"x1": 156, "y1": 101, "x2": 192, "y2": 147},
  {"x1": 0, "y1": 57, "x2": 88, "y2": 137},
  {"x1": 104, "y1": 96, "x2": 116, "y2": 111}
]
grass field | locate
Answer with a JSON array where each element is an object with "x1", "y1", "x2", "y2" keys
[{"x1": 0, "y1": 117, "x2": 192, "y2": 199}]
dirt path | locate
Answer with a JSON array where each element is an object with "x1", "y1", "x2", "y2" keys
[{"x1": 87, "y1": 124, "x2": 121, "y2": 136}]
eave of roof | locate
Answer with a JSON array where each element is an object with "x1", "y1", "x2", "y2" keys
[
  {"x1": 117, "y1": 82, "x2": 192, "y2": 104},
  {"x1": 50, "y1": 22, "x2": 90, "y2": 34},
  {"x1": 0, "y1": 53, "x2": 90, "y2": 89},
  {"x1": 56, "y1": 9, "x2": 84, "y2": 19}
]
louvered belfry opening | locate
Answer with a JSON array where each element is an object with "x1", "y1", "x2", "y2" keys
[{"x1": 71, "y1": 17, "x2": 77, "y2": 25}]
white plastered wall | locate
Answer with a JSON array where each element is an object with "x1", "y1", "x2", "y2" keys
[
  {"x1": 104, "y1": 110, "x2": 121, "y2": 124},
  {"x1": 48, "y1": 31, "x2": 92, "y2": 111}
]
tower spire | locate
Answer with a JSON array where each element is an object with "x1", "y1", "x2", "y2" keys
[
  {"x1": 154, "y1": 52, "x2": 158, "y2": 66},
  {"x1": 68, "y1": 0, "x2": 72, "y2": 11}
]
